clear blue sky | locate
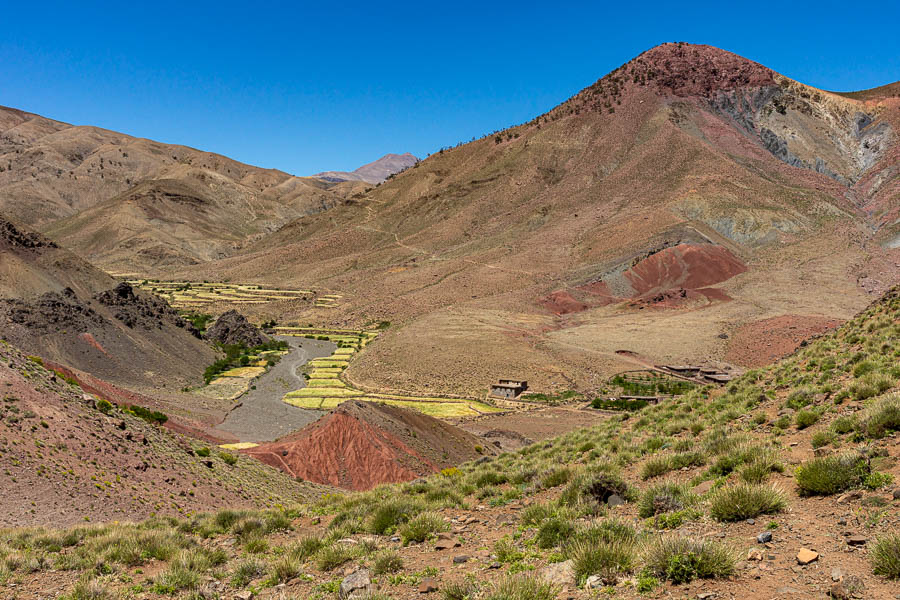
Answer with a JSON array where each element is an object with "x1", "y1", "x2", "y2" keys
[{"x1": 2, "y1": 1, "x2": 897, "y2": 175}]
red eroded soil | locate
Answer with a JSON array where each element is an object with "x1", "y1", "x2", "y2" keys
[
  {"x1": 726, "y1": 314, "x2": 844, "y2": 367},
  {"x1": 538, "y1": 290, "x2": 588, "y2": 315},
  {"x1": 246, "y1": 400, "x2": 492, "y2": 491},
  {"x1": 624, "y1": 244, "x2": 746, "y2": 295},
  {"x1": 540, "y1": 243, "x2": 745, "y2": 315}
]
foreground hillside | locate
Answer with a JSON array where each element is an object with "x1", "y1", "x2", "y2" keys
[
  {"x1": 3, "y1": 285, "x2": 898, "y2": 599},
  {"x1": 180, "y1": 43, "x2": 900, "y2": 395},
  {"x1": 0, "y1": 342, "x2": 327, "y2": 528},
  {"x1": 0, "y1": 105, "x2": 364, "y2": 271}
]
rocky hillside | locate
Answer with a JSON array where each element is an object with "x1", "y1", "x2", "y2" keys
[
  {"x1": 180, "y1": 43, "x2": 900, "y2": 395},
  {"x1": 0, "y1": 342, "x2": 328, "y2": 527},
  {"x1": 0, "y1": 105, "x2": 359, "y2": 271},
  {"x1": 0, "y1": 215, "x2": 215, "y2": 391}
]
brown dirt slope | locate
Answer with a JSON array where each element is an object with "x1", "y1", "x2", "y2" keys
[
  {"x1": 178, "y1": 43, "x2": 900, "y2": 395},
  {"x1": 246, "y1": 400, "x2": 493, "y2": 490},
  {"x1": 0, "y1": 342, "x2": 329, "y2": 528},
  {"x1": 0, "y1": 104, "x2": 358, "y2": 271}
]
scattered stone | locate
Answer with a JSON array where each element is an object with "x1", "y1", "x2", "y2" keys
[
  {"x1": 697, "y1": 593, "x2": 716, "y2": 600},
  {"x1": 747, "y1": 548, "x2": 764, "y2": 561},
  {"x1": 837, "y1": 491, "x2": 863, "y2": 504},
  {"x1": 390, "y1": 536, "x2": 400, "y2": 543},
  {"x1": 846, "y1": 535, "x2": 867, "y2": 546},
  {"x1": 757, "y1": 531, "x2": 772, "y2": 543},
  {"x1": 830, "y1": 575, "x2": 865, "y2": 599},
  {"x1": 692, "y1": 480, "x2": 714, "y2": 495},
  {"x1": 746, "y1": 518, "x2": 756, "y2": 525},
  {"x1": 418, "y1": 578, "x2": 439, "y2": 594},
  {"x1": 584, "y1": 575, "x2": 603, "y2": 589},
  {"x1": 488, "y1": 562, "x2": 502, "y2": 569},
  {"x1": 538, "y1": 560, "x2": 575, "y2": 587},
  {"x1": 235, "y1": 592, "x2": 253, "y2": 600},
  {"x1": 837, "y1": 518, "x2": 847, "y2": 526},
  {"x1": 339, "y1": 569, "x2": 372, "y2": 600},
  {"x1": 607, "y1": 494, "x2": 625, "y2": 507},
  {"x1": 453, "y1": 555, "x2": 470, "y2": 564},
  {"x1": 892, "y1": 488, "x2": 900, "y2": 500},
  {"x1": 831, "y1": 567, "x2": 843, "y2": 582},
  {"x1": 797, "y1": 549, "x2": 819, "y2": 565}
]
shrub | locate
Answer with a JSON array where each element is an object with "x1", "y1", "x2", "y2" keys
[
  {"x1": 568, "y1": 539, "x2": 635, "y2": 585},
  {"x1": 794, "y1": 410, "x2": 819, "y2": 429},
  {"x1": 268, "y1": 553, "x2": 302, "y2": 583},
  {"x1": 709, "y1": 484, "x2": 786, "y2": 521},
  {"x1": 368, "y1": 499, "x2": 422, "y2": 535},
  {"x1": 638, "y1": 483, "x2": 694, "y2": 518},
  {"x1": 640, "y1": 455, "x2": 673, "y2": 480},
  {"x1": 863, "y1": 471, "x2": 894, "y2": 490},
  {"x1": 230, "y1": 558, "x2": 265, "y2": 587},
  {"x1": 219, "y1": 452, "x2": 238, "y2": 466},
  {"x1": 644, "y1": 536, "x2": 736, "y2": 584},
  {"x1": 859, "y1": 395, "x2": 900, "y2": 439},
  {"x1": 95, "y1": 399, "x2": 113, "y2": 415},
  {"x1": 484, "y1": 574, "x2": 558, "y2": 600},
  {"x1": 372, "y1": 550, "x2": 403, "y2": 575},
  {"x1": 811, "y1": 430, "x2": 835, "y2": 449},
  {"x1": 443, "y1": 580, "x2": 478, "y2": 600},
  {"x1": 795, "y1": 453, "x2": 869, "y2": 496},
  {"x1": 540, "y1": 466, "x2": 572, "y2": 488},
  {"x1": 559, "y1": 467, "x2": 631, "y2": 511},
  {"x1": 316, "y1": 543, "x2": 356, "y2": 571},
  {"x1": 399, "y1": 512, "x2": 445, "y2": 545},
  {"x1": 535, "y1": 515, "x2": 576, "y2": 549},
  {"x1": 871, "y1": 534, "x2": 900, "y2": 579},
  {"x1": 494, "y1": 537, "x2": 524, "y2": 563},
  {"x1": 830, "y1": 416, "x2": 857, "y2": 435},
  {"x1": 63, "y1": 578, "x2": 111, "y2": 600},
  {"x1": 520, "y1": 503, "x2": 553, "y2": 527},
  {"x1": 127, "y1": 405, "x2": 167, "y2": 424},
  {"x1": 293, "y1": 536, "x2": 324, "y2": 561},
  {"x1": 739, "y1": 451, "x2": 784, "y2": 484}
]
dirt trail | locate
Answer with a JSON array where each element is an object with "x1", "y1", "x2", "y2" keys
[{"x1": 216, "y1": 336, "x2": 335, "y2": 442}]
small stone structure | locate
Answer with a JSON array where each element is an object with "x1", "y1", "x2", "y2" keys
[{"x1": 490, "y1": 379, "x2": 528, "y2": 399}]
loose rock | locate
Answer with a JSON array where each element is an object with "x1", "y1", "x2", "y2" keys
[{"x1": 797, "y1": 548, "x2": 819, "y2": 565}]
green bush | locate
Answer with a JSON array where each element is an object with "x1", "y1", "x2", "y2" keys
[
  {"x1": 638, "y1": 483, "x2": 694, "y2": 518},
  {"x1": 871, "y1": 534, "x2": 900, "y2": 578},
  {"x1": 316, "y1": 543, "x2": 357, "y2": 571},
  {"x1": 399, "y1": 512, "x2": 445, "y2": 545},
  {"x1": 709, "y1": 484, "x2": 786, "y2": 521},
  {"x1": 494, "y1": 537, "x2": 524, "y2": 563},
  {"x1": 219, "y1": 452, "x2": 237, "y2": 465},
  {"x1": 644, "y1": 536, "x2": 736, "y2": 584},
  {"x1": 536, "y1": 516, "x2": 576, "y2": 549},
  {"x1": 796, "y1": 454, "x2": 869, "y2": 496},
  {"x1": 863, "y1": 471, "x2": 894, "y2": 490},
  {"x1": 568, "y1": 539, "x2": 634, "y2": 586},
  {"x1": 372, "y1": 550, "x2": 403, "y2": 575},
  {"x1": 195, "y1": 447, "x2": 210, "y2": 458},
  {"x1": 794, "y1": 409, "x2": 819, "y2": 429},
  {"x1": 484, "y1": 574, "x2": 558, "y2": 600},
  {"x1": 95, "y1": 399, "x2": 113, "y2": 415},
  {"x1": 368, "y1": 499, "x2": 421, "y2": 535},
  {"x1": 859, "y1": 395, "x2": 900, "y2": 439}
]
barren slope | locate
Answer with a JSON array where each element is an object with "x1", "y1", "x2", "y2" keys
[{"x1": 0, "y1": 105, "x2": 354, "y2": 271}]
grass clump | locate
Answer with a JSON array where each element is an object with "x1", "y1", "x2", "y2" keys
[
  {"x1": 484, "y1": 574, "x2": 558, "y2": 600},
  {"x1": 644, "y1": 536, "x2": 736, "y2": 584},
  {"x1": 399, "y1": 512, "x2": 445, "y2": 545},
  {"x1": 535, "y1": 515, "x2": 576, "y2": 549},
  {"x1": 794, "y1": 409, "x2": 819, "y2": 429},
  {"x1": 230, "y1": 558, "x2": 265, "y2": 587},
  {"x1": 859, "y1": 394, "x2": 900, "y2": 439},
  {"x1": 709, "y1": 484, "x2": 786, "y2": 521},
  {"x1": 63, "y1": 578, "x2": 111, "y2": 600},
  {"x1": 568, "y1": 539, "x2": 634, "y2": 585},
  {"x1": 871, "y1": 534, "x2": 900, "y2": 579},
  {"x1": 316, "y1": 543, "x2": 357, "y2": 571},
  {"x1": 795, "y1": 453, "x2": 869, "y2": 496},
  {"x1": 372, "y1": 550, "x2": 403, "y2": 575},
  {"x1": 368, "y1": 498, "x2": 422, "y2": 535},
  {"x1": 443, "y1": 580, "x2": 478, "y2": 600},
  {"x1": 638, "y1": 483, "x2": 695, "y2": 518}
]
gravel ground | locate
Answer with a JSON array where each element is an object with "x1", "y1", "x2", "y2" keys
[{"x1": 217, "y1": 336, "x2": 335, "y2": 442}]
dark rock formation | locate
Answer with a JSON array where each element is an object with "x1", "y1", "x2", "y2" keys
[{"x1": 204, "y1": 310, "x2": 267, "y2": 347}]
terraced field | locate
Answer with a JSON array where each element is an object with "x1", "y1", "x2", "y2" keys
[
  {"x1": 275, "y1": 327, "x2": 502, "y2": 418},
  {"x1": 127, "y1": 280, "x2": 345, "y2": 310}
]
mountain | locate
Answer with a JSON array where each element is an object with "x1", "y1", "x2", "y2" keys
[
  {"x1": 0, "y1": 105, "x2": 360, "y2": 272},
  {"x1": 314, "y1": 152, "x2": 419, "y2": 183},
  {"x1": 0, "y1": 215, "x2": 215, "y2": 391},
  {"x1": 179, "y1": 43, "x2": 900, "y2": 396}
]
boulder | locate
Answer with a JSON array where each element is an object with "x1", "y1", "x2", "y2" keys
[
  {"x1": 796, "y1": 549, "x2": 819, "y2": 565},
  {"x1": 339, "y1": 569, "x2": 372, "y2": 600},
  {"x1": 538, "y1": 560, "x2": 575, "y2": 587},
  {"x1": 205, "y1": 310, "x2": 268, "y2": 347}
]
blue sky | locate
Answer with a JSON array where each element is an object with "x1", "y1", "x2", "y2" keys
[{"x1": 2, "y1": 1, "x2": 897, "y2": 175}]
